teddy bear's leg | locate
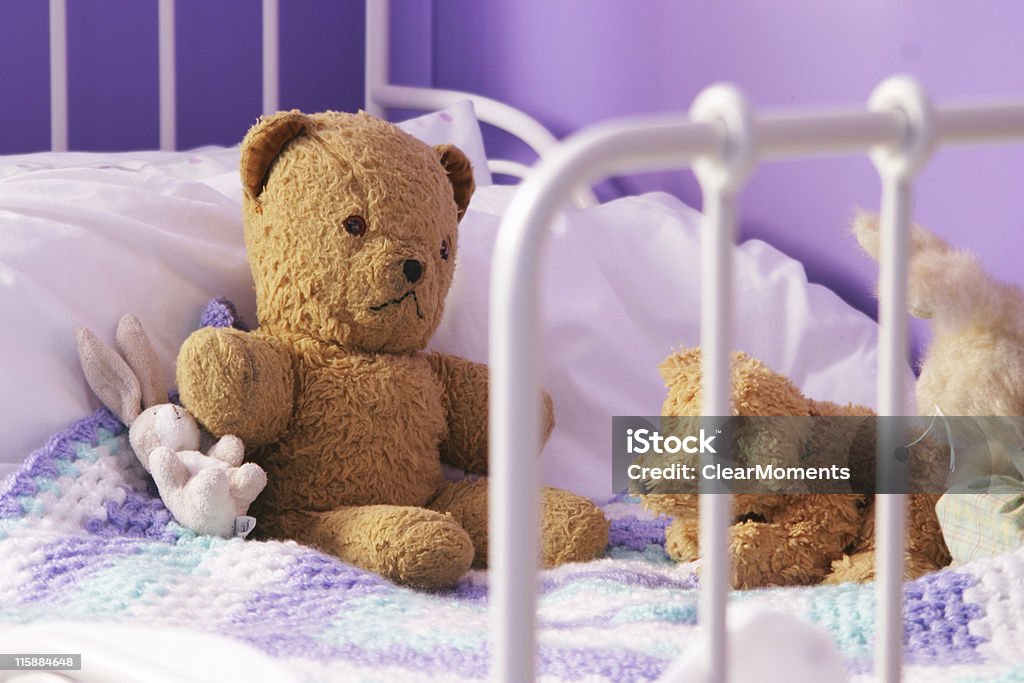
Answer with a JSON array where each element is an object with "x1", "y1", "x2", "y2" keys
[
  {"x1": 427, "y1": 479, "x2": 609, "y2": 568},
  {"x1": 907, "y1": 493, "x2": 951, "y2": 571},
  {"x1": 827, "y1": 494, "x2": 950, "y2": 585},
  {"x1": 726, "y1": 521, "x2": 841, "y2": 589},
  {"x1": 724, "y1": 493, "x2": 864, "y2": 588},
  {"x1": 268, "y1": 505, "x2": 474, "y2": 589},
  {"x1": 664, "y1": 517, "x2": 701, "y2": 563},
  {"x1": 664, "y1": 516, "x2": 834, "y2": 586}
]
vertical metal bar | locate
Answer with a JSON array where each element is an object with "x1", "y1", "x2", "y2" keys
[
  {"x1": 875, "y1": 175, "x2": 911, "y2": 683},
  {"x1": 262, "y1": 0, "x2": 279, "y2": 116},
  {"x1": 699, "y1": 186, "x2": 736, "y2": 683},
  {"x1": 690, "y1": 84, "x2": 752, "y2": 683},
  {"x1": 48, "y1": 0, "x2": 68, "y2": 152},
  {"x1": 490, "y1": 183, "x2": 555, "y2": 683},
  {"x1": 158, "y1": 0, "x2": 176, "y2": 151},
  {"x1": 868, "y1": 76, "x2": 933, "y2": 683},
  {"x1": 364, "y1": 0, "x2": 387, "y2": 118}
]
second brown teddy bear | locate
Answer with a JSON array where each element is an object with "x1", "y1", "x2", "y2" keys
[{"x1": 640, "y1": 348, "x2": 950, "y2": 588}]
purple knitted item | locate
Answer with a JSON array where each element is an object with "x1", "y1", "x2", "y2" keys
[{"x1": 199, "y1": 296, "x2": 249, "y2": 331}]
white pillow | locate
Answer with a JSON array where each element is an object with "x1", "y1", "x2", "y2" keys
[
  {"x1": 431, "y1": 186, "x2": 908, "y2": 501},
  {"x1": 395, "y1": 100, "x2": 493, "y2": 186},
  {"x1": 0, "y1": 103, "x2": 490, "y2": 471}
]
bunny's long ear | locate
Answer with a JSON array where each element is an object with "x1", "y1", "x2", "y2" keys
[
  {"x1": 76, "y1": 326, "x2": 143, "y2": 425},
  {"x1": 115, "y1": 314, "x2": 166, "y2": 410}
]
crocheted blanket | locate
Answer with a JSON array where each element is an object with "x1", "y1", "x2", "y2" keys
[{"x1": 3, "y1": 411, "x2": 1024, "y2": 682}]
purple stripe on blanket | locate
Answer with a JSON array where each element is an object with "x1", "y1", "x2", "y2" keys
[
  {"x1": 232, "y1": 551, "x2": 676, "y2": 678},
  {"x1": 538, "y1": 646, "x2": 666, "y2": 681},
  {"x1": 542, "y1": 567, "x2": 698, "y2": 593},
  {"x1": 22, "y1": 536, "x2": 144, "y2": 603},
  {"x1": 87, "y1": 490, "x2": 178, "y2": 542},
  {"x1": 232, "y1": 552, "x2": 394, "y2": 630},
  {"x1": 239, "y1": 626, "x2": 667, "y2": 681},
  {"x1": 0, "y1": 408, "x2": 124, "y2": 519},
  {"x1": 904, "y1": 570, "x2": 984, "y2": 664},
  {"x1": 608, "y1": 516, "x2": 669, "y2": 551}
]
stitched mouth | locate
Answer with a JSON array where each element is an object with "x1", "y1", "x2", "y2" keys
[{"x1": 369, "y1": 289, "x2": 424, "y2": 319}]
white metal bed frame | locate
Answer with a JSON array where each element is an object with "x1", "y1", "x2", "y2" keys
[
  {"x1": 489, "y1": 79, "x2": 1024, "y2": 683},
  {"x1": 28, "y1": 1, "x2": 1024, "y2": 682}
]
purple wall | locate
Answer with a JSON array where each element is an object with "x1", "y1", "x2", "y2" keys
[
  {"x1": 2, "y1": 1, "x2": 1022, "y2": 354},
  {"x1": 0, "y1": 0, "x2": 368, "y2": 151},
  {"x1": 431, "y1": 1, "x2": 1024, "y2": 353}
]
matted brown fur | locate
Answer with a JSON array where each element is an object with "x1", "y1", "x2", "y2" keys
[
  {"x1": 643, "y1": 348, "x2": 950, "y2": 589},
  {"x1": 177, "y1": 111, "x2": 608, "y2": 588}
]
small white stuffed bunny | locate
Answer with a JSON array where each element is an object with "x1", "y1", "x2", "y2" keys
[{"x1": 76, "y1": 314, "x2": 267, "y2": 537}]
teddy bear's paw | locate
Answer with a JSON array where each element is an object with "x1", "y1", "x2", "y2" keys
[
  {"x1": 379, "y1": 510, "x2": 475, "y2": 589},
  {"x1": 177, "y1": 327, "x2": 292, "y2": 446},
  {"x1": 664, "y1": 517, "x2": 701, "y2": 563},
  {"x1": 539, "y1": 488, "x2": 610, "y2": 568},
  {"x1": 727, "y1": 523, "x2": 831, "y2": 588},
  {"x1": 824, "y1": 551, "x2": 876, "y2": 585}
]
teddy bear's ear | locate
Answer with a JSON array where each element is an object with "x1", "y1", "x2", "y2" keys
[
  {"x1": 435, "y1": 144, "x2": 475, "y2": 222},
  {"x1": 241, "y1": 110, "x2": 310, "y2": 201}
]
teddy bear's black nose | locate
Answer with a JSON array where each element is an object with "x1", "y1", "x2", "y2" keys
[{"x1": 403, "y1": 259, "x2": 424, "y2": 284}]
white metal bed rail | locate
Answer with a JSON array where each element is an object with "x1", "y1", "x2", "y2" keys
[
  {"x1": 363, "y1": 0, "x2": 598, "y2": 208},
  {"x1": 488, "y1": 79, "x2": 1024, "y2": 683},
  {"x1": 46, "y1": 0, "x2": 593, "y2": 205}
]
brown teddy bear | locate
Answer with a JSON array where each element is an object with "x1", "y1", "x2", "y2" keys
[
  {"x1": 176, "y1": 110, "x2": 608, "y2": 589},
  {"x1": 639, "y1": 348, "x2": 950, "y2": 588}
]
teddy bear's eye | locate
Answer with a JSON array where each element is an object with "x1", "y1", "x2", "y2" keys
[
  {"x1": 440, "y1": 239, "x2": 450, "y2": 261},
  {"x1": 343, "y1": 215, "x2": 367, "y2": 237}
]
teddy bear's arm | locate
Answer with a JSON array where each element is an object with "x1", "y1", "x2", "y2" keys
[
  {"x1": 427, "y1": 352, "x2": 554, "y2": 475},
  {"x1": 177, "y1": 327, "x2": 294, "y2": 447}
]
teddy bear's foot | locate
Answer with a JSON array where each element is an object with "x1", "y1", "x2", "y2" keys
[
  {"x1": 823, "y1": 551, "x2": 877, "y2": 585},
  {"x1": 728, "y1": 522, "x2": 834, "y2": 589},
  {"x1": 823, "y1": 550, "x2": 945, "y2": 585},
  {"x1": 538, "y1": 487, "x2": 609, "y2": 567},
  {"x1": 271, "y1": 505, "x2": 474, "y2": 589},
  {"x1": 428, "y1": 479, "x2": 609, "y2": 569}
]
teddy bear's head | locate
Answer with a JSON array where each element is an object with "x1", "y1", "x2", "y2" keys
[{"x1": 238, "y1": 110, "x2": 475, "y2": 354}]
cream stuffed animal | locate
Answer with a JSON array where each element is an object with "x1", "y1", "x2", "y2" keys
[
  {"x1": 853, "y1": 212, "x2": 1024, "y2": 480},
  {"x1": 76, "y1": 314, "x2": 266, "y2": 537}
]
